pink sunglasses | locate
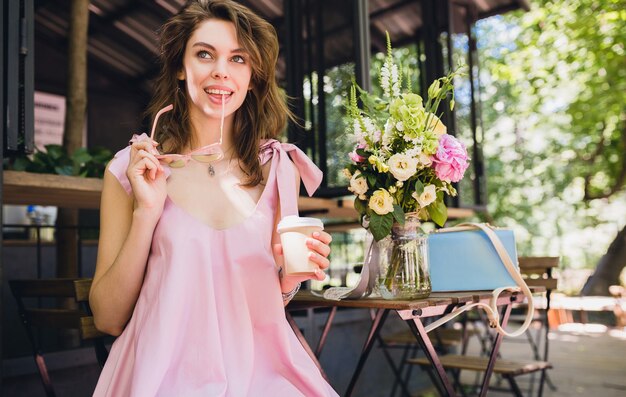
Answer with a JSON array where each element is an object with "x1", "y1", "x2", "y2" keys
[{"x1": 150, "y1": 96, "x2": 226, "y2": 168}]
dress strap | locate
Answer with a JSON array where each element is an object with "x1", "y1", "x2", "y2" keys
[{"x1": 259, "y1": 140, "x2": 323, "y2": 217}]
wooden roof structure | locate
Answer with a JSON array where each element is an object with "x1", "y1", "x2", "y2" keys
[{"x1": 33, "y1": 0, "x2": 530, "y2": 96}]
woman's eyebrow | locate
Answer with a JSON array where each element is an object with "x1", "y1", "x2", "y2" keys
[{"x1": 191, "y1": 42, "x2": 246, "y2": 53}]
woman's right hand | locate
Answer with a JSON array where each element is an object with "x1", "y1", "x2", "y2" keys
[{"x1": 126, "y1": 138, "x2": 167, "y2": 219}]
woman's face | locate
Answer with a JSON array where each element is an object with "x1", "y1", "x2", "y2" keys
[{"x1": 178, "y1": 19, "x2": 253, "y2": 124}]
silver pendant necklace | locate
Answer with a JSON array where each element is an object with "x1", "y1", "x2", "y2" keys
[{"x1": 208, "y1": 164, "x2": 215, "y2": 176}]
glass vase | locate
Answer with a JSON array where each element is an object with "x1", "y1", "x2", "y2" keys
[{"x1": 374, "y1": 216, "x2": 431, "y2": 300}]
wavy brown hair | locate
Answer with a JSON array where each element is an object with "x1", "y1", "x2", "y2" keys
[{"x1": 146, "y1": 0, "x2": 292, "y2": 186}]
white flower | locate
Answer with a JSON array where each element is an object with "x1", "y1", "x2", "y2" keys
[
  {"x1": 363, "y1": 117, "x2": 376, "y2": 134},
  {"x1": 343, "y1": 168, "x2": 352, "y2": 179},
  {"x1": 389, "y1": 186, "x2": 397, "y2": 194},
  {"x1": 391, "y1": 64, "x2": 400, "y2": 97},
  {"x1": 353, "y1": 120, "x2": 366, "y2": 145},
  {"x1": 395, "y1": 121, "x2": 404, "y2": 132},
  {"x1": 380, "y1": 63, "x2": 391, "y2": 97},
  {"x1": 348, "y1": 171, "x2": 368, "y2": 196},
  {"x1": 372, "y1": 130, "x2": 381, "y2": 142},
  {"x1": 368, "y1": 189, "x2": 394, "y2": 215},
  {"x1": 412, "y1": 184, "x2": 437, "y2": 208},
  {"x1": 388, "y1": 153, "x2": 418, "y2": 181},
  {"x1": 405, "y1": 146, "x2": 421, "y2": 158}
]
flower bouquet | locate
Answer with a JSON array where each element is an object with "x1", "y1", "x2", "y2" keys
[{"x1": 344, "y1": 34, "x2": 469, "y2": 299}]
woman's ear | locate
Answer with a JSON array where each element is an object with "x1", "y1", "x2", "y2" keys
[{"x1": 177, "y1": 70, "x2": 185, "y2": 81}]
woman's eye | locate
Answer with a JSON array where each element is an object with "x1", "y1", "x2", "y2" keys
[
  {"x1": 231, "y1": 55, "x2": 245, "y2": 64},
  {"x1": 197, "y1": 50, "x2": 212, "y2": 59}
]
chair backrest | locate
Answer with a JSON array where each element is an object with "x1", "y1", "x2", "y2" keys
[
  {"x1": 518, "y1": 256, "x2": 559, "y2": 292},
  {"x1": 9, "y1": 278, "x2": 104, "y2": 340}
]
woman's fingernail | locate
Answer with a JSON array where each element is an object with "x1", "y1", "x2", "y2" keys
[
  {"x1": 312, "y1": 231, "x2": 320, "y2": 238},
  {"x1": 309, "y1": 252, "x2": 316, "y2": 259}
]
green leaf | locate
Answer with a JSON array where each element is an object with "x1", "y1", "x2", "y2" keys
[
  {"x1": 54, "y1": 165, "x2": 73, "y2": 176},
  {"x1": 427, "y1": 200, "x2": 448, "y2": 227},
  {"x1": 369, "y1": 213, "x2": 393, "y2": 241},
  {"x1": 44, "y1": 145, "x2": 66, "y2": 160},
  {"x1": 356, "y1": 148, "x2": 368, "y2": 157},
  {"x1": 392, "y1": 204, "x2": 405, "y2": 225},
  {"x1": 11, "y1": 157, "x2": 30, "y2": 171},
  {"x1": 72, "y1": 147, "x2": 92, "y2": 164},
  {"x1": 366, "y1": 173, "x2": 377, "y2": 188},
  {"x1": 354, "y1": 197, "x2": 367, "y2": 214},
  {"x1": 414, "y1": 179, "x2": 424, "y2": 194}
]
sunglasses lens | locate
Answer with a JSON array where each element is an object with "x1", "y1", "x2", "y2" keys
[
  {"x1": 158, "y1": 155, "x2": 186, "y2": 168},
  {"x1": 168, "y1": 160, "x2": 186, "y2": 168}
]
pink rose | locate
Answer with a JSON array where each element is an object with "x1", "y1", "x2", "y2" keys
[
  {"x1": 349, "y1": 143, "x2": 367, "y2": 163},
  {"x1": 432, "y1": 134, "x2": 469, "y2": 183}
]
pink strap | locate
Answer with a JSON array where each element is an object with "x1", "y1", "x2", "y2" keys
[{"x1": 260, "y1": 140, "x2": 323, "y2": 217}]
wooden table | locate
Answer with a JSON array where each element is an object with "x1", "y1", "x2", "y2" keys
[{"x1": 287, "y1": 290, "x2": 527, "y2": 397}]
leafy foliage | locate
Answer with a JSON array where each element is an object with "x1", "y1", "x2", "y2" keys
[
  {"x1": 4, "y1": 144, "x2": 113, "y2": 178},
  {"x1": 477, "y1": 0, "x2": 626, "y2": 270}
]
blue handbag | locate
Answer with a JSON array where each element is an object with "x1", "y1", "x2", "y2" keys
[
  {"x1": 428, "y1": 226, "x2": 519, "y2": 292},
  {"x1": 424, "y1": 223, "x2": 534, "y2": 338}
]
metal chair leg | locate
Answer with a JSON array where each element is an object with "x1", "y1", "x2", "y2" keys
[{"x1": 505, "y1": 375, "x2": 524, "y2": 397}]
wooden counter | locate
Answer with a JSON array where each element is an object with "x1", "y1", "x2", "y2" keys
[
  {"x1": 3, "y1": 171, "x2": 103, "y2": 209},
  {"x1": 2, "y1": 171, "x2": 475, "y2": 223}
]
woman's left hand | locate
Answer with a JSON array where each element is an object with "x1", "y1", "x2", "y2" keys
[
  {"x1": 303, "y1": 230, "x2": 332, "y2": 281},
  {"x1": 273, "y1": 230, "x2": 332, "y2": 283}
]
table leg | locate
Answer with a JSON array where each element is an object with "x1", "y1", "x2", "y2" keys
[
  {"x1": 345, "y1": 309, "x2": 390, "y2": 397},
  {"x1": 375, "y1": 332, "x2": 413, "y2": 397},
  {"x1": 406, "y1": 317, "x2": 457, "y2": 396},
  {"x1": 315, "y1": 306, "x2": 338, "y2": 357},
  {"x1": 478, "y1": 298, "x2": 513, "y2": 397},
  {"x1": 285, "y1": 312, "x2": 330, "y2": 383}
]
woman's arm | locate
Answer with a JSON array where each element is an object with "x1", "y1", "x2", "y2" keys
[{"x1": 89, "y1": 140, "x2": 166, "y2": 336}]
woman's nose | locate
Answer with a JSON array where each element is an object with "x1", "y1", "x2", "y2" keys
[{"x1": 211, "y1": 60, "x2": 229, "y2": 80}]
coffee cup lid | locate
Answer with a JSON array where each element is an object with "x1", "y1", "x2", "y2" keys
[{"x1": 277, "y1": 215, "x2": 324, "y2": 233}]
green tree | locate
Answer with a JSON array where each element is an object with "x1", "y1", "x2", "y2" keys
[{"x1": 477, "y1": 0, "x2": 626, "y2": 294}]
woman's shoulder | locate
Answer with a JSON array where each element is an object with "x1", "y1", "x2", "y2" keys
[{"x1": 105, "y1": 133, "x2": 149, "y2": 195}]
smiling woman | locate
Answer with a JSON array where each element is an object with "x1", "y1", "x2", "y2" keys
[{"x1": 88, "y1": 1, "x2": 338, "y2": 396}]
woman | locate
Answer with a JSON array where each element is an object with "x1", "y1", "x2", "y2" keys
[{"x1": 90, "y1": 1, "x2": 338, "y2": 395}]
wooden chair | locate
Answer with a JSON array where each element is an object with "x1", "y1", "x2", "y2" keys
[
  {"x1": 407, "y1": 256, "x2": 559, "y2": 397},
  {"x1": 9, "y1": 278, "x2": 109, "y2": 397}
]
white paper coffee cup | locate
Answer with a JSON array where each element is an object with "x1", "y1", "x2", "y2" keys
[{"x1": 277, "y1": 215, "x2": 324, "y2": 275}]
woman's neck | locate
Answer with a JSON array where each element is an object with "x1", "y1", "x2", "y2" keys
[{"x1": 187, "y1": 112, "x2": 235, "y2": 152}]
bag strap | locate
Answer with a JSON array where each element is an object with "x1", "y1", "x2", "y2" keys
[{"x1": 424, "y1": 222, "x2": 534, "y2": 338}]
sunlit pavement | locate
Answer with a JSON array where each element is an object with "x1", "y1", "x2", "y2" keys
[{"x1": 449, "y1": 324, "x2": 626, "y2": 397}]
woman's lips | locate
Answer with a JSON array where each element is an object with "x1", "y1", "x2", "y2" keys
[{"x1": 206, "y1": 91, "x2": 233, "y2": 104}]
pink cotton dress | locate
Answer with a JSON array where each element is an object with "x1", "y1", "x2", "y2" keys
[{"x1": 93, "y1": 139, "x2": 338, "y2": 397}]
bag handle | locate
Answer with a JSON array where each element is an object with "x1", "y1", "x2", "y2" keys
[{"x1": 424, "y1": 223, "x2": 534, "y2": 338}]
